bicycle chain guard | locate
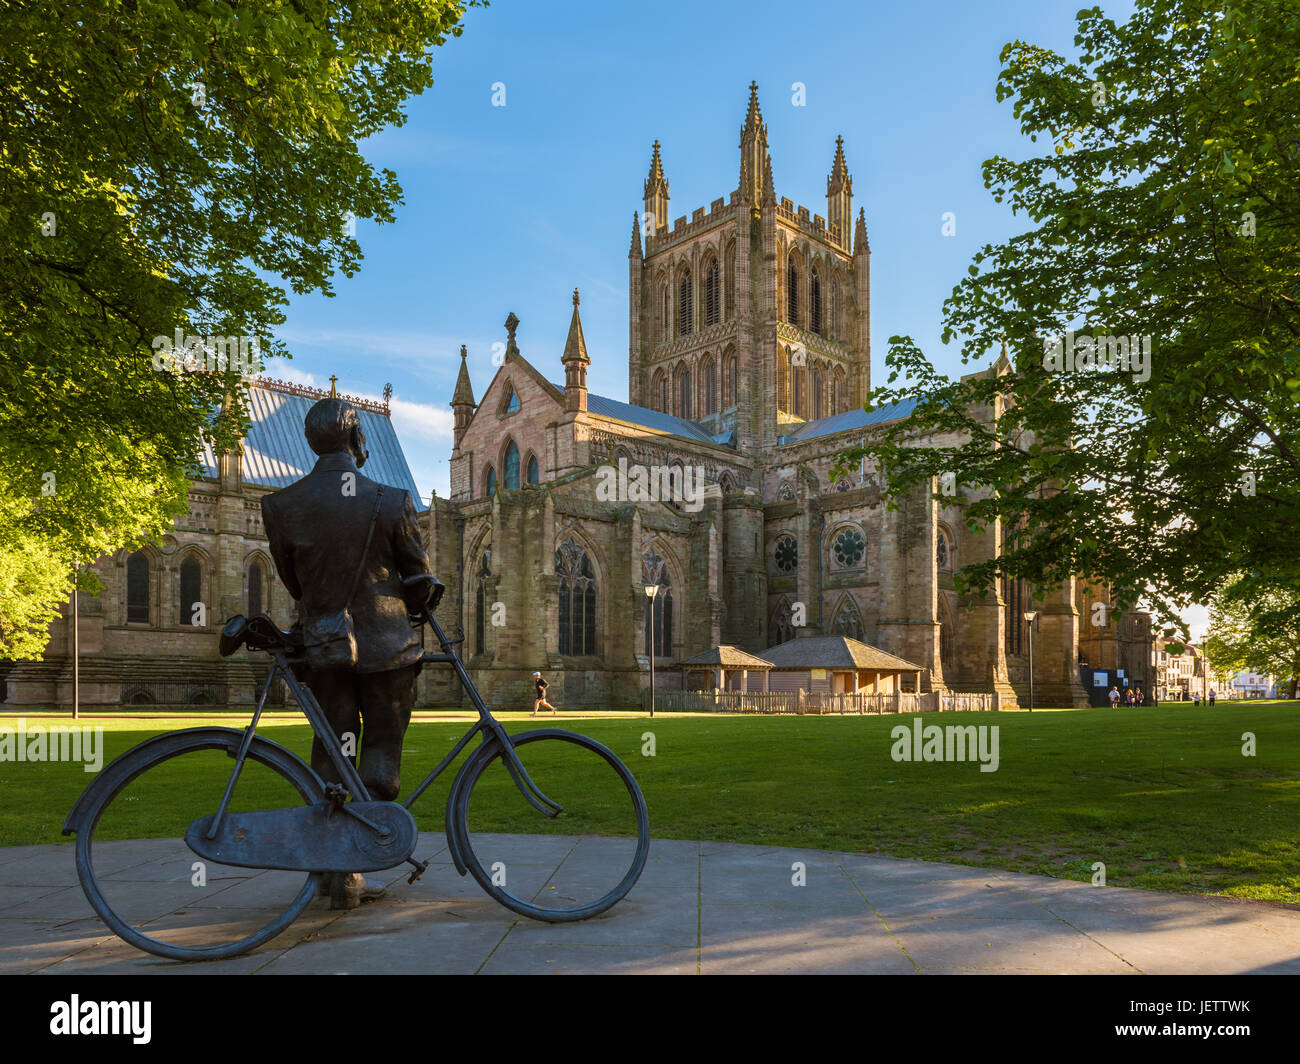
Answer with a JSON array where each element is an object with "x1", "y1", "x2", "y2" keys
[{"x1": 186, "y1": 800, "x2": 418, "y2": 873}]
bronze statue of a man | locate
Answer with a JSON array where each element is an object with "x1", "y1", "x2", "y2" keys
[{"x1": 260, "y1": 397, "x2": 442, "y2": 909}]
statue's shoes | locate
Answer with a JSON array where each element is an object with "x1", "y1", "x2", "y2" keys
[{"x1": 322, "y1": 872, "x2": 387, "y2": 910}]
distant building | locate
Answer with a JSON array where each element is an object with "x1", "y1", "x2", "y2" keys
[{"x1": 1229, "y1": 671, "x2": 1277, "y2": 699}]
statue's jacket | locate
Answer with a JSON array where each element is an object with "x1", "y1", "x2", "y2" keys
[{"x1": 260, "y1": 452, "x2": 434, "y2": 673}]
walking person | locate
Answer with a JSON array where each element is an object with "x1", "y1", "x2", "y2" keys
[
  {"x1": 1209, "y1": 689, "x2": 1217, "y2": 707},
  {"x1": 1135, "y1": 687, "x2": 1144, "y2": 707},
  {"x1": 531, "y1": 671, "x2": 557, "y2": 717},
  {"x1": 1109, "y1": 686, "x2": 1121, "y2": 709},
  {"x1": 1124, "y1": 688, "x2": 1135, "y2": 707}
]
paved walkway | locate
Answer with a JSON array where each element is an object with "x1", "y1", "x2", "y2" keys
[{"x1": 3, "y1": 835, "x2": 1299, "y2": 974}]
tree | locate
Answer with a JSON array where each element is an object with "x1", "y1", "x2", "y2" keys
[
  {"x1": 0, "y1": 0, "x2": 479, "y2": 658},
  {"x1": 838, "y1": 0, "x2": 1300, "y2": 640},
  {"x1": 1205, "y1": 579, "x2": 1300, "y2": 698}
]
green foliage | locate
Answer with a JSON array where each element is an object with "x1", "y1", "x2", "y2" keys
[
  {"x1": 0, "y1": 0, "x2": 478, "y2": 657},
  {"x1": 1205, "y1": 577, "x2": 1300, "y2": 696},
  {"x1": 837, "y1": 0, "x2": 1300, "y2": 637}
]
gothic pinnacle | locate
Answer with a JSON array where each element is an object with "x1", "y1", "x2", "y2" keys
[
  {"x1": 828, "y1": 134, "x2": 851, "y2": 192},
  {"x1": 644, "y1": 139, "x2": 669, "y2": 198},
  {"x1": 743, "y1": 80, "x2": 764, "y2": 136},
  {"x1": 563, "y1": 288, "x2": 589, "y2": 364}
]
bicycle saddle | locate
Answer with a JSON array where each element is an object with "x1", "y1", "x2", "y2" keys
[
  {"x1": 219, "y1": 614, "x2": 301, "y2": 656},
  {"x1": 401, "y1": 573, "x2": 445, "y2": 613}
]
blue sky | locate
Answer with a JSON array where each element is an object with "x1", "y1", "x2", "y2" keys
[
  {"x1": 276, "y1": 0, "x2": 1137, "y2": 495},
  {"x1": 271, "y1": 0, "x2": 1205, "y2": 635}
]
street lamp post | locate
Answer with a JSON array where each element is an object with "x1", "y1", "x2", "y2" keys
[
  {"x1": 644, "y1": 584, "x2": 660, "y2": 718},
  {"x1": 1024, "y1": 611, "x2": 1038, "y2": 713}
]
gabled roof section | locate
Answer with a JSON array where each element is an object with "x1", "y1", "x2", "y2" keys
[
  {"x1": 201, "y1": 381, "x2": 424, "y2": 506},
  {"x1": 585, "y1": 393, "x2": 718, "y2": 443},
  {"x1": 499, "y1": 347, "x2": 565, "y2": 409},
  {"x1": 677, "y1": 645, "x2": 775, "y2": 670},
  {"x1": 760, "y1": 636, "x2": 923, "y2": 672},
  {"x1": 779, "y1": 398, "x2": 918, "y2": 444}
]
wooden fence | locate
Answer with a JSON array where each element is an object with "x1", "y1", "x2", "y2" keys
[{"x1": 643, "y1": 689, "x2": 998, "y2": 715}]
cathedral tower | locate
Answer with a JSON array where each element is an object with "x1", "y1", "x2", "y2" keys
[{"x1": 629, "y1": 84, "x2": 871, "y2": 458}]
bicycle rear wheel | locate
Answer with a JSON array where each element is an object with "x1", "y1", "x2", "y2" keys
[
  {"x1": 449, "y1": 730, "x2": 649, "y2": 922},
  {"x1": 66, "y1": 728, "x2": 323, "y2": 961}
]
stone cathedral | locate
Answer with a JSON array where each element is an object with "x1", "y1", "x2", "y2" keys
[
  {"x1": 9, "y1": 84, "x2": 1128, "y2": 714},
  {"x1": 425, "y1": 83, "x2": 1095, "y2": 712}
]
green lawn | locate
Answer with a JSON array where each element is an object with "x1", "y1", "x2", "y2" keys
[{"x1": 3, "y1": 703, "x2": 1297, "y2": 902}]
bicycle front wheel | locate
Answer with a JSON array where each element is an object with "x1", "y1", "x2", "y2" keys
[
  {"x1": 67, "y1": 728, "x2": 323, "y2": 961},
  {"x1": 449, "y1": 730, "x2": 649, "y2": 922}
]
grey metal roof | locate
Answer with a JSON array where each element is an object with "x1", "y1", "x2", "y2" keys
[
  {"x1": 585, "y1": 393, "x2": 718, "y2": 443},
  {"x1": 780, "y1": 399, "x2": 918, "y2": 443},
  {"x1": 200, "y1": 384, "x2": 424, "y2": 507}
]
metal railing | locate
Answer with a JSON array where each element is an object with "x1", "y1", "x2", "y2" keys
[{"x1": 644, "y1": 689, "x2": 998, "y2": 715}]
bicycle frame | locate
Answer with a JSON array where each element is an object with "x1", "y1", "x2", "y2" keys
[{"x1": 209, "y1": 607, "x2": 566, "y2": 882}]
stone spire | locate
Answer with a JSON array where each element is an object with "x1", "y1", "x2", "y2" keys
[
  {"x1": 738, "y1": 81, "x2": 770, "y2": 206},
  {"x1": 643, "y1": 140, "x2": 670, "y2": 235},
  {"x1": 762, "y1": 151, "x2": 776, "y2": 206},
  {"x1": 827, "y1": 135, "x2": 853, "y2": 247},
  {"x1": 854, "y1": 207, "x2": 870, "y2": 254},
  {"x1": 450, "y1": 344, "x2": 477, "y2": 450},
  {"x1": 630, "y1": 211, "x2": 642, "y2": 259},
  {"x1": 562, "y1": 288, "x2": 589, "y2": 413}
]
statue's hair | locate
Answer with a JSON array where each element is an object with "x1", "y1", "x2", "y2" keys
[{"x1": 304, "y1": 398, "x2": 360, "y2": 456}]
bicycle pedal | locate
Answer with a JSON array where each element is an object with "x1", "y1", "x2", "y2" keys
[{"x1": 407, "y1": 859, "x2": 429, "y2": 885}]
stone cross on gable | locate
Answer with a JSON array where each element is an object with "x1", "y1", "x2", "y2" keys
[{"x1": 505, "y1": 312, "x2": 520, "y2": 357}]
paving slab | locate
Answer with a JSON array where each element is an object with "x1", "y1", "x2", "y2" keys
[{"x1": 2, "y1": 834, "x2": 1298, "y2": 974}]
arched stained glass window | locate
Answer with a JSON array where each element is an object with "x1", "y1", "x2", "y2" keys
[
  {"x1": 556, "y1": 538, "x2": 597, "y2": 656},
  {"x1": 247, "y1": 560, "x2": 264, "y2": 617},
  {"x1": 180, "y1": 555, "x2": 202, "y2": 627},
  {"x1": 810, "y1": 268, "x2": 823, "y2": 336},
  {"x1": 485, "y1": 467, "x2": 496, "y2": 496},
  {"x1": 127, "y1": 551, "x2": 150, "y2": 624},
  {"x1": 527, "y1": 455, "x2": 539, "y2": 484},
  {"x1": 504, "y1": 441, "x2": 520, "y2": 490},
  {"x1": 678, "y1": 270, "x2": 693, "y2": 336},
  {"x1": 834, "y1": 597, "x2": 864, "y2": 641},
  {"x1": 774, "y1": 600, "x2": 794, "y2": 645},
  {"x1": 475, "y1": 548, "x2": 491, "y2": 656},
  {"x1": 642, "y1": 550, "x2": 674, "y2": 658},
  {"x1": 704, "y1": 260, "x2": 720, "y2": 327},
  {"x1": 503, "y1": 386, "x2": 520, "y2": 413},
  {"x1": 787, "y1": 255, "x2": 800, "y2": 325}
]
